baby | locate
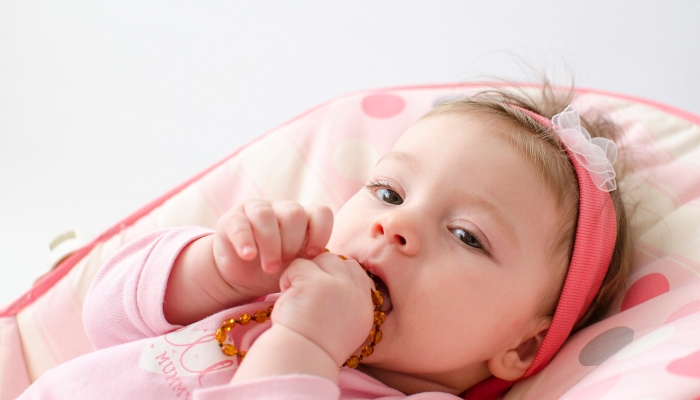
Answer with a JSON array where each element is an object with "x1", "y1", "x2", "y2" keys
[{"x1": 18, "y1": 83, "x2": 630, "y2": 400}]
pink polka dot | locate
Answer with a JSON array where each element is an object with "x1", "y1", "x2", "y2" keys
[
  {"x1": 667, "y1": 349, "x2": 700, "y2": 378},
  {"x1": 620, "y1": 273, "x2": 670, "y2": 311},
  {"x1": 361, "y1": 94, "x2": 406, "y2": 119},
  {"x1": 666, "y1": 300, "x2": 700, "y2": 324},
  {"x1": 566, "y1": 374, "x2": 621, "y2": 400}
]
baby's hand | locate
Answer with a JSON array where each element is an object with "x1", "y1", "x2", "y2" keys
[
  {"x1": 213, "y1": 199, "x2": 333, "y2": 299},
  {"x1": 271, "y1": 252, "x2": 376, "y2": 366}
]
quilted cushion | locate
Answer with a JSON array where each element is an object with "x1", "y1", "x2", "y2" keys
[{"x1": 2, "y1": 84, "x2": 699, "y2": 399}]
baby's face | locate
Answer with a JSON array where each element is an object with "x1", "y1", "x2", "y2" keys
[{"x1": 327, "y1": 112, "x2": 564, "y2": 392}]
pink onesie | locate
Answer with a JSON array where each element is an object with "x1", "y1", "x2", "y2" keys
[{"x1": 18, "y1": 227, "x2": 459, "y2": 399}]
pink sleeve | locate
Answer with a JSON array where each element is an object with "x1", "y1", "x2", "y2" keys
[
  {"x1": 83, "y1": 226, "x2": 214, "y2": 349},
  {"x1": 193, "y1": 375, "x2": 340, "y2": 400}
]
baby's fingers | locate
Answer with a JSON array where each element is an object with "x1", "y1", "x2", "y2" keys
[
  {"x1": 219, "y1": 207, "x2": 257, "y2": 261},
  {"x1": 272, "y1": 201, "x2": 308, "y2": 263},
  {"x1": 315, "y1": 253, "x2": 373, "y2": 293},
  {"x1": 304, "y1": 205, "x2": 333, "y2": 258},
  {"x1": 279, "y1": 258, "x2": 316, "y2": 293},
  {"x1": 244, "y1": 200, "x2": 282, "y2": 274}
]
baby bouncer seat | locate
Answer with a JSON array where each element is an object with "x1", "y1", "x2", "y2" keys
[{"x1": 2, "y1": 83, "x2": 700, "y2": 399}]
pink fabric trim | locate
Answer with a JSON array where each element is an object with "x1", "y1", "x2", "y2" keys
[
  {"x1": 349, "y1": 82, "x2": 700, "y2": 125},
  {"x1": 463, "y1": 107, "x2": 617, "y2": 400}
]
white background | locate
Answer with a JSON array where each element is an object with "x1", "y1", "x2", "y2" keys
[{"x1": 2, "y1": 1, "x2": 699, "y2": 307}]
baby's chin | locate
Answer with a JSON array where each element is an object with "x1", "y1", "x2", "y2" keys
[{"x1": 353, "y1": 360, "x2": 484, "y2": 396}]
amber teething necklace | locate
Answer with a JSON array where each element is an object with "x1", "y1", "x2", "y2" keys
[{"x1": 215, "y1": 252, "x2": 386, "y2": 368}]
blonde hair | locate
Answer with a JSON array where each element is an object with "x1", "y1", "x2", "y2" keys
[{"x1": 423, "y1": 82, "x2": 631, "y2": 331}]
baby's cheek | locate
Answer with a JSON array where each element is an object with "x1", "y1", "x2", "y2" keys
[
  {"x1": 508, "y1": 317, "x2": 527, "y2": 331},
  {"x1": 328, "y1": 210, "x2": 362, "y2": 248},
  {"x1": 325, "y1": 231, "x2": 346, "y2": 253}
]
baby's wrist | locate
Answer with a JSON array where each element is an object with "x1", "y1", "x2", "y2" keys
[
  {"x1": 165, "y1": 235, "x2": 242, "y2": 325},
  {"x1": 231, "y1": 324, "x2": 339, "y2": 384},
  {"x1": 187, "y1": 235, "x2": 257, "y2": 306}
]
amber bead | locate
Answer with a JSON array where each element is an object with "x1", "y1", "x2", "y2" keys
[
  {"x1": 345, "y1": 355, "x2": 360, "y2": 368},
  {"x1": 215, "y1": 328, "x2": 227, "y2": 343},
  {"x1": 370, "y1": 329, "x2": 382, "y2": 344},
  {"x1": 239, "y1": 314, "x2": 251, "y2": 325},
  {"x1": 254, "y1": 310, "x2": 268, "y2": 323},
  {"x1": 218, "y1": 275, "x2": 384, "y2": 364},
  {"x1": 338, "y1": 254, "x2": 347, "y2": 260},
  {"x1": 222, "y1": 319, "x2": 236, "y2": 331},
  {"x1": 371, "y1": 290, "x2": 384, "y2": 307},
  {"x1": 221, "y1": 344, "x2": 238, "y2": 356},
  {"x1": 374, "y1": 311, "x2": 386, "y2": 326}
]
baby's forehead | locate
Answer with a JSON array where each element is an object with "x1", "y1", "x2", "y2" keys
[{"x1": 392, "y1": 112, "x2": 512, "y2": 154}]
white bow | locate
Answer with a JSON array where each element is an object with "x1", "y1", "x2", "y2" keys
[{"x1": 552, "y1": 105, "x2": 618, "y2": 192}]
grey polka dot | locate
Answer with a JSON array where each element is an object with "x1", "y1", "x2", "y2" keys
[{"x1": 579, "y1": 326, "x2": 635, "y2": 366}]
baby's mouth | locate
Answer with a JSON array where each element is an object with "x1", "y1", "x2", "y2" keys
[{"x1": 367, "y1": 272, "x2": 393, "y2": 313}]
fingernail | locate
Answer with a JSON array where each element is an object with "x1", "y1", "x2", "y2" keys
[
  {"x1": 307, "y1": 247, "x2": 320, "y2": 257},
  {"x1": 241, "y1": 246, "x2": 254, "y2": 257},
  {"x1": 267, "y1": 261, "x2": 281, "y2": 273}
]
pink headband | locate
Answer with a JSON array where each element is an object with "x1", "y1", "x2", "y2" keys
[{"x1": 464, "y1": 105, "x2": 618, "y2": 400}]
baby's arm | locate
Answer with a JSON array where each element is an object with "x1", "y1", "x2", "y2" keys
[
  {"x1": 85, "y1": 200, "x2": 333, "y2": 349},
  {"x1": 83, "y1": 227, "x2": 213, "y2": 349}
]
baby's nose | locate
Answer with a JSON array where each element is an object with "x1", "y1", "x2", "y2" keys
[{"x1": 371, "y1": 214, "x2": 420, "y2": 256}]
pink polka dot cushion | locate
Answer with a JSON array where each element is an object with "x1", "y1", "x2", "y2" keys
[{"x1": 1, "y1": 84, "x2": 699, "y2": 399}]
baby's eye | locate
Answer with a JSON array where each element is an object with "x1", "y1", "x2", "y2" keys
[
  {"x1": 376, "y1": 188, "x2": 403, "y2": 205},
  {"x1": 365, "y1": 180, "x2": 404, "y2": 205},
  {"x1": 451, "y1": 228, "x2": 483, "y2": 249}
]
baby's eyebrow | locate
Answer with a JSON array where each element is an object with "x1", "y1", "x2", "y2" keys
[
  {"x1": 465, "y1": 193, "x2": 520, "y2": 251},
  {"x1": 375, "y1": 151, "x2": 420, "y2": 172}
]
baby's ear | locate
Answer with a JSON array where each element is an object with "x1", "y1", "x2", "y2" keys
[{"x1": 488, "y1": 318, "x2": 551, "y2": 382}]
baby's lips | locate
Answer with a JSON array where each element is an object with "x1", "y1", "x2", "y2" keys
[
  {"x1": 372, "y1": 275, "x2": 393, "y2": 313},
  {"x1": 321, "y1": 248, "x2": 358, "y2": 263}
]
